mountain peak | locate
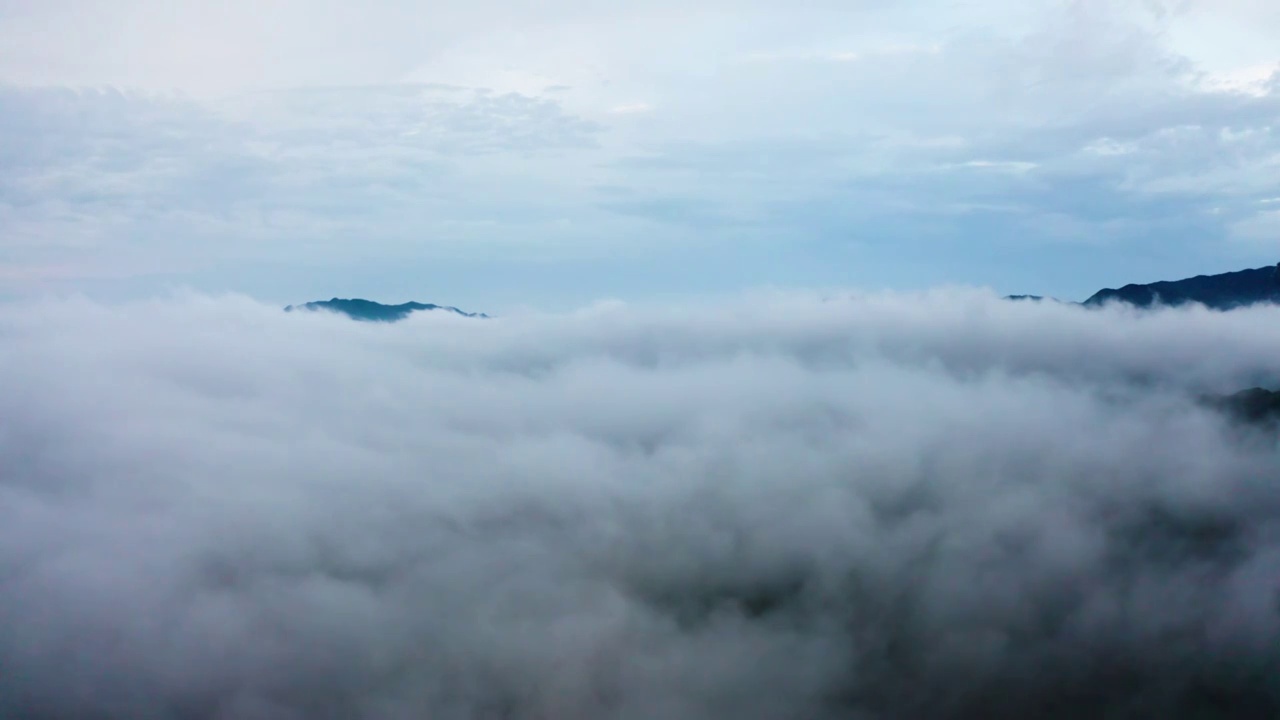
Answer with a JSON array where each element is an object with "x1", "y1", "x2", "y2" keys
[
  {"x1": 1083, "y1": 264, "x2": 1280, "y2": 310},
  {"x1": 284, "y1": 298, "x2": 488, "y2": 322}
]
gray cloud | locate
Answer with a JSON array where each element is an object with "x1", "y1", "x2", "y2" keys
[
  {"x1": 2, "y1": 291, "x2": 1280, "y2": 718},
  {"x1": 0, "y1": 85, "x2": 604, "y2": 287},
  {"x1": 600, "y1": 7, "x2": 1280, "y2": 254}
]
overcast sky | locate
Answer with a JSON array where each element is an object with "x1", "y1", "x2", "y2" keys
[{"x1": 2, "y1": 0, "x2": 1280, "y2": 310}]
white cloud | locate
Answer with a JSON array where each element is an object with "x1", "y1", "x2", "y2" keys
[
  {"x1": 1083, "y1": 138, "x2": 1139, "y2": 156},
  {"x1": 3, "y1": 291, "x2": 1280, "y2": 717},
  {"x1": 953, "y1": 160, "x2": 1038, "y2": 173},
  {"x1": 1198, "y1": 62, "x2": 1280, "y2": 97},
  {"x1": 1163, "y1": 0, "x2": 1280, "y2": 77},
  {"x1": 608, "y1": 103, "x2": 654, "y2": 115}
]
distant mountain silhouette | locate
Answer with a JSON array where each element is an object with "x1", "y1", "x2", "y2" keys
[
  {"x1": 284, "y1": 298, "x2": 488, "y2": 322},
  {"x1": 1002, "y1": 294, "x2": 1083, "y2": 305},
  {"x1": 1205, "y1": 387, "x2": 1280, "y2": 428},
  {"x1": 1083, "y1": 264, "x2": 1280, "y2": 310}
]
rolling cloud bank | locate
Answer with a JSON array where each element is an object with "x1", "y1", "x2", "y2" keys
[{"x1": 2, "y1": 290, "x2": 1280, "y2": 719}]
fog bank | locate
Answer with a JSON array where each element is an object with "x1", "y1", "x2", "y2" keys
[{"x1": 1, "y1": 289, "x2": 1279, "y2": 719}]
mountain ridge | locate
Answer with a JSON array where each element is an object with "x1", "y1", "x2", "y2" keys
[
  {"x1": 1003, "y1": 262, "x2": 1280, "y2": 309},
  {"x1": 1082, "y1": 264, "x2": 1280, "y2": 310}
]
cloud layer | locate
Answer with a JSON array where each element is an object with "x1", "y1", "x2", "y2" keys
[{"x1": 2, "y1": 291, "x2": 1280, "y2": 718}]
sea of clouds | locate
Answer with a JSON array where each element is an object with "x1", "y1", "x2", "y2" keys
[{"x1": 2, "y1": 288, "x2": 1279, "y2": 719}]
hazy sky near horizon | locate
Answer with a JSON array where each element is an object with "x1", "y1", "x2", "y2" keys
[{"x1": 2, "y1": 0, "x2": 1280, "y2": 310}]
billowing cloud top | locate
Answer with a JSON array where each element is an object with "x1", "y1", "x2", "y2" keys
[
  {"x1": 1, "y1": 1, "x2": 1279, "y2": 306},
  {"x1": 2, "y1": 291, "x2": 1280, "y2": 718}
]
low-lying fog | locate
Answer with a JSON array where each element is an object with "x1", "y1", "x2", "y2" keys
[{"x1": 2, "y1": 289, "x2": 1279, "y2": 719}]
